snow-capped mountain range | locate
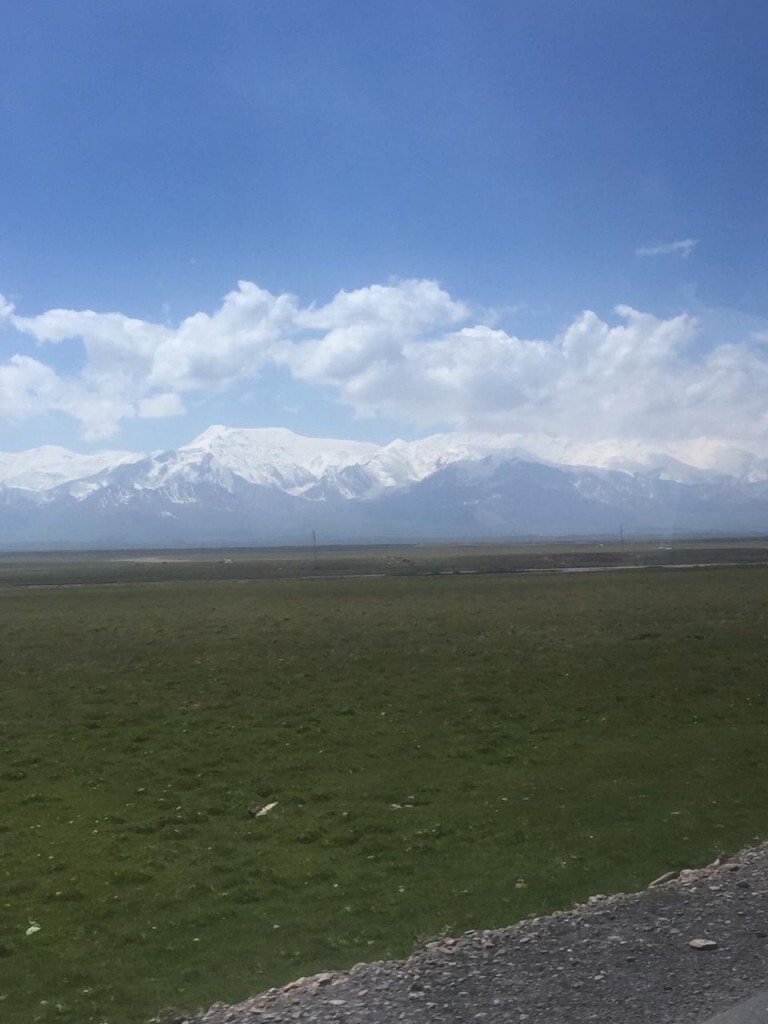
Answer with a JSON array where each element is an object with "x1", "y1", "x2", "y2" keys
[{"x1": 1, "y1": 425, "x2": 768, "y2": 548}]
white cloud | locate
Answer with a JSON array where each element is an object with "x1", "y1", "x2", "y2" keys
[
  {"x1": 283, "y1": 305, "x2": 709, "y2": 442},
  {"x1": 138, "y1": 392, "x2": 186, "y2": 419},
  {"x1": 149, "y1": 281, "x2": 298, "y2": 390},
  {"x1": 4, "y1": 277, "x2": 768, "y2": 456},
  {"x1": 635, "y1": 238, "x2": 697, "y2": 258},
  {"x1": 289, "y1": 279, "x2": 467, "y2": 381},
  {"x1": 0, "y1": 355, "x2": 63, "y2": 421},
  {"x1": 0, "y1": 352, "x2": 137, "y2": 440}
]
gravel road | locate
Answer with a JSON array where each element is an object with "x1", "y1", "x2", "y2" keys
[{"x1": 185, "y1": 843, "x2": 768, "y2": 1024}]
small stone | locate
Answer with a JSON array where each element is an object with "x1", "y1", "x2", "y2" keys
[
  {"x1": 689, "y1": 938, "x2": 718, "y2": 950},
  {"x1": 283, "y1": 978, "x2": 306, "y2": 992},
  {"x1": 156, "y1": 1009, "x2": 192, "y2": 1024},
  {"x1": 255, "y1": 801, "x2": 278, "y2": 817},
  {"x1": 315, "y1": 972, "x2": 335, "y2": 986},
  {"x1": 648, "y1": 870, "x2": 678, "y2": 888}
]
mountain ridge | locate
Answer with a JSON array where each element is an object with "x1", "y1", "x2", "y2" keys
[{"x1": 1, "y1": 426, "x2": 767, "y2": 548}]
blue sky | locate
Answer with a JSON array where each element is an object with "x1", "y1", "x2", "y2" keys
[{"x1": 1, "y1": 0, "x2": 767, "y2": 457}]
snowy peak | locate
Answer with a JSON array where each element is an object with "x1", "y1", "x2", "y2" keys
[
  {"x1": 0, "y1": 444, "x2": 142, "y2": 493},
  {"x1": 180, "y1": 425, "x2": 378, "y2": 492},
  {"x1": 330, "y1": 434, "x2": 538, "y2": 498}
]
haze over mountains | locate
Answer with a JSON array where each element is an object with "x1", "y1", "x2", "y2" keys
[{"x1": 1, "y1": 425, "x2": 768, "y2": 549}]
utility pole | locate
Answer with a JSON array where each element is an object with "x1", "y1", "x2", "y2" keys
[
  {"x1": 619, "y1": 522, "x2": 624, "y2": 553},
  {"x1": 312, "y1": 529, "x2": 318, "y2": 569}
]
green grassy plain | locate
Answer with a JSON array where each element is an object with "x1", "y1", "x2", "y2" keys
[
  {"x1": 0, "y1": 535, "x2": 766, "y2": 586},
  {"x1": 1, "y1": 560, "x2": 767, "y2": 1023}
]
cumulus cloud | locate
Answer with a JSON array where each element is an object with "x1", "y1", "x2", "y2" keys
[
  {"x1": 635, "y1": 238, "x2": 698, "y2": 258},
  {"x1": 0, "y1": 355, "x2": 64, "y2": 422},
  {"x1": 138, "y1": 392, "x2": 186, "y2": 419},
  {"x1": 0, "y1": 293, "x2": 15, "y2": 318},
  {"x1": 3, "y1": 277, "x2": 768, "y2": 455},
  {"x1": 149, "y1": 281, "x2": 298, "y2": 390}
]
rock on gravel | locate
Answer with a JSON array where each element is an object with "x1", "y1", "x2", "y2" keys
[{"x1": 181, "y1": 841, "x2": 768, "y2": 1024}]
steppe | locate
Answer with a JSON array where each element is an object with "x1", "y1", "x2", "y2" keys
[{"x1": 1, "y1": 540, "x2": 767, "y2": 1024}]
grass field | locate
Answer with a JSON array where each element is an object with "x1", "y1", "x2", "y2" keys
[
  {"x1": 0, "y1": 535, "x2": 766, "y2": 586},
  {"x1": 1, "y1": 558, "x2": 768, "y2": 1023}
]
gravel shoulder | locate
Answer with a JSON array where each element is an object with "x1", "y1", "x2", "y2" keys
[{"x1": 185, "y1": 842, "x2": 768, "y2": 1024}]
